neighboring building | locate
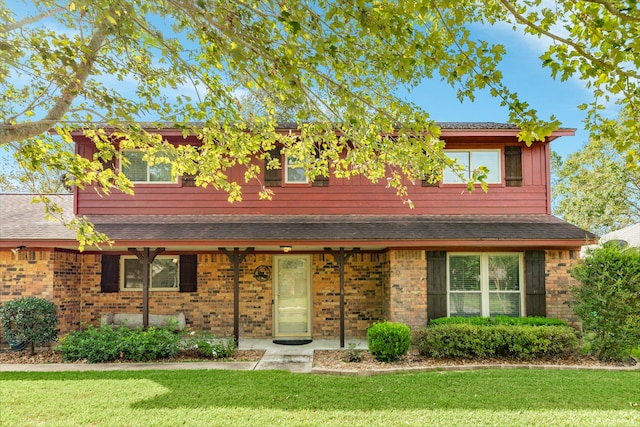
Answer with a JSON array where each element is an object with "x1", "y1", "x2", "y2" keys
[
  {"x1": 581, "y1": 223, "x2": 640, "y2": 257},
  {"x1": 0, "y1": 123, "x2": 596, "y2": 345}
]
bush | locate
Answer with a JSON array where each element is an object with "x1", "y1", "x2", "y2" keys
[
  {"x1": 181, "y1": 332, "x2": 236, "y2": 359},
  {"x1": 59, "y1": 324, "x2": 181, "y2": 363},
  {"x1": 367, "y1": 321, "x2": 411, "y2": 362},
  {"x1": 0, "y1": 296, "x2": 58, "y2": 355},
  {"x1": 571, "y1": 243, "x2": 640, "y2": 362},
  {"x1": 429, "y1": 316, "x2": 568, "y2": 327},
  {"x1": 413, "y1": 324, "x2": 579, "y2": 360}
]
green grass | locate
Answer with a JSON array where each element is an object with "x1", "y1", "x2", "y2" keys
[{"x1": 1, "y1": 369, "x2": 639, "y2": 426}]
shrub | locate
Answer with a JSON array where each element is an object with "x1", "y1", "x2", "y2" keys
[
  {"x1": 429, "y1": 316, "x2": 568, "y2": 327},
  {"x1": 181, "y1": 332, "x2": 236, "y2": 359},
  {"x1": 571, "y1": 243, "x2": 640, "y2": 362},
  {"x1": 58, "y1": 324, "x2": 181, "y2": 363},
  {"x1": 367, "y1": 321, "x2": 411, "y2": 362},
  {"x1": 413, "y1": 324, "x2": 579, "y2": 360},
  {"x1": 0, "y1": 296, "x2": 58, "y2": 355}
]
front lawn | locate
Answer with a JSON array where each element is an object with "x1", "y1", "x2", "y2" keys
[{"x1": 1, "y1": 369, "x2": 638, "y2": 426}]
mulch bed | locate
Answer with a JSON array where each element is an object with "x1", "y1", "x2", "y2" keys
[
  {"x1": 1, "y1": 347, "x2": 636, "y2": 370},
  {"x1": 0, "y1": 349, "x2": 265, "y2": 364},
  {"x1": 312, "y1": 349, "x2": 639, "y2": 371}
]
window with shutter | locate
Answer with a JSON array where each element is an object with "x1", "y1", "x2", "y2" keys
[{"x1": 447, "y1": 253, "x2": 524, "y2": 318}]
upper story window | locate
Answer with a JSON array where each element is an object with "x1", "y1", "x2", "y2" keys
[
  {"x1": 285, "y1": 156, "x2": 309, "y2": 184},
  {"x1": 121, "y1": 255, "x2": 179, "y2": 291},
  {"x1": 121, "y1": 150, "x2": 175, "y2": 183},
  {"x1": 443, "y1": 149, "x2": 501, "y2": 184},
  {"x1": 448, "y1": 253, "x2": 523, "y2": 317}
]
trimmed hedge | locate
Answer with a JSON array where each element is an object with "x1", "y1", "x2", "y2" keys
[
  {"x1": 429, "y1": 316, "x2": 568, "y2": 327},
  {"x1": 0, "y1": 296, "x2": 58, "y2": 355},
  {"x1": 414, "y1": 324, "x2": 579, "y2": 360},
  {"x1": 367, "y1": 321, "x2": 411, "y2": 362}
]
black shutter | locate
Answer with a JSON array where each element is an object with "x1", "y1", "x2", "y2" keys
[
  {"x1": 421, "y1": 177, "x2": 439, "y2": 187},
  {"x1": 311, "y1": 145, "x2": 330, "y2": 187},
  {"x1": 427, "y1": 251, "x2": 448, "y2": 321},
  {"x1": 181, "y1": 174, "x2": 197, "y2": 187},
  {"x1": 100, "y1": 255, "x2": 120, "y2": 293},
  {"x1": 525, "y1": 250, "x2": 546, "y2": 316},
  {"x1": 264, "y1": 147, "x2": 282, "y2": 187},
  {"x1": 505, "y1": 146, "x2": 523, "y2": 187},
  {"x1": 312, "y1": 175, "x2": 329, "y2": 187},
  {"x1": 180, "y1": 254, "x2": 198, "y2": 293}
]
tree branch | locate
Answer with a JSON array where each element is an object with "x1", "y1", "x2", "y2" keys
[
  {"x1": 584, "y1": 0, "x2": 640, "y2": 23},
  {"x1": 497, "y1": 0, "x2": 637, "y2": 78},
  {"x1": 0, "y1": 21, "x2": 110, "y2": 145}
]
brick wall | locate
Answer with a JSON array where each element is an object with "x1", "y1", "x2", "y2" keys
[
  {"x1": 313, "y1": 252, "x2": 386, "y2": 339},
  {"x1": 386, "y1": 249, "x2": 427, "y2": 328},
  {"x1": 545, "y1": 249, "x2": 582, "y2": 326},
  {"x1": 0, "y1": 249, "x2": 82, "y2": 340},
  {"x1": 1, "y1": 247, "x2": 583, "y2": 342}
]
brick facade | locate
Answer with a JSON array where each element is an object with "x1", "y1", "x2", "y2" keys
[
  {"x1": 545, "y1": 249, "x2": 582, "y2": 326},
  {"x1": 385, "y1": 249, "x2": 427, "y2": 328},
  {"x1": 0, "y1": 248, "x2": 583, "y2": 342}
]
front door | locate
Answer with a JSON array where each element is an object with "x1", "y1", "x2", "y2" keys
[{"x1": 273, "y1": 255, "x2": 311, "y2": 338}]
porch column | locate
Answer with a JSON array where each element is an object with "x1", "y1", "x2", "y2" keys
[
  {"x1": 324, "y1": 247, "x2": 360, "y2": 348},
  {"x1": 129, "y1": 247, "x2": 165, "y2": 328},
  {"x1": 220, "y1": 247, "x2": 255, "y2": 346}
]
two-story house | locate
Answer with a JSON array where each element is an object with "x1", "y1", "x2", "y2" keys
[{"x1": 0, "y1": 122, "x2": 595, "y2": 346}]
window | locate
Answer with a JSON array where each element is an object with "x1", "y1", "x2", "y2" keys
[
  {"x1": 443, "y1": 149, "x2": 501, "y2": 184},
  {"x1": 121, "y1": 150, "x2": 175, "y2": 183},
  {"x1": 121, "y1": 256, "x2": 179, "y2": 290},
  {"x1": 448, "y1": 253, "x2": 523, "y2": 317},
  {"x1": 285, "y1": 156, "x2": 308, "y2": 184}
]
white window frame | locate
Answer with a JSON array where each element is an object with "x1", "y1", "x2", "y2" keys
[
  {"x1": 120, "y1": 255, "x2": 180, "y2": 291},
  {"x1": 284, "y1": 156, "x2": 309, "y2": 184},
  {"x1": 447, "y1": 252, "x2": 524, "y2": 317},
  {"x1": 120, "y1": 150, "x2": 176, "y2": 184},
  {"x1": 443, "y1": 149, "x2": 502, "y2": 184}
]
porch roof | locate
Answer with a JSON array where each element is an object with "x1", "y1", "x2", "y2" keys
[
  {"x1": 84, "y1": 215, "x2": 595, "y2": 251},
  {"x1": 0, "y1": 194, "x2": 596, "y2": 251}
]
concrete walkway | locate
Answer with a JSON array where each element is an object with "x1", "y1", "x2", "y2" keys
[{"x1": 0, "y1": 339, "x2": 367, "y2": 373}]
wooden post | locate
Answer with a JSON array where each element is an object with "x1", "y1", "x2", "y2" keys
[
  {"x1": 129, "y1": 247, "x2": 165, "y2": 328},
  {"x1": 220, "y1": 247, "x2": 255, "y2": 347},
  {"x1": 324, "y1": 247, "x2": 359, "y2": 348}
]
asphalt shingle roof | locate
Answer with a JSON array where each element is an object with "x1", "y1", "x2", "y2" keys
[
  {"x1": 1, "y1": 194, "x2": 595, "y2": 245},
  {"x1": 87, "y1": 213, "x2": 594, "y2": 242}
]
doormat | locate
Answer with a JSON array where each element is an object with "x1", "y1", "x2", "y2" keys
[{"x1": 272, "y1": 339, "x2": 313, "y2": 346}]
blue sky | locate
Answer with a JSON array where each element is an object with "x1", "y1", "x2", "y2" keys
[{"x1": 402, "y1": 23, "x2": 595, "y2": 159}]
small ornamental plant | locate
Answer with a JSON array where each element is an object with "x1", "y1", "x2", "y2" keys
[
  {"x1": 0, "y1": 296, "x2": 59, "y2": 355},
  {"x1": 367, "y1": 321, "x2": 411, "y2": 362},
  {"x1": 182, "y1": 332, "x2": 236, "y2": 359},
  {"x1": 342, "y1": 342, "x2": 364, "y2": 363}
]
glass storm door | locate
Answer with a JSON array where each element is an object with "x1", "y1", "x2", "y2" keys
[{"x1": 274, "y1": 255, "x2": 311, "y2": 338}]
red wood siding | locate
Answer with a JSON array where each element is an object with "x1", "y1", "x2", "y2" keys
[{"x1": 75, "y1": 136, "x2": 552, "y2": 216}]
